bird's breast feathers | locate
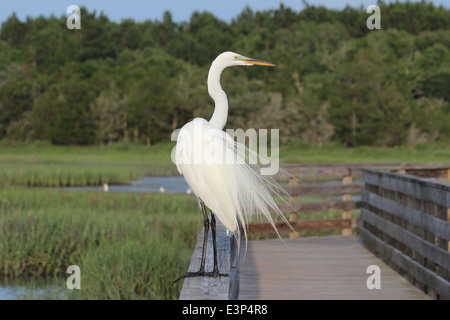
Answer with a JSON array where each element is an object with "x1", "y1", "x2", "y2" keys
[{"x1": 175, "y1": 118, "x2": 236, "y2": 171}]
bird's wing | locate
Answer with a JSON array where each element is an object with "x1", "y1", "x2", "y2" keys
[{"x1": 175, "y1": 118, "x2": 291, "y2": 239}]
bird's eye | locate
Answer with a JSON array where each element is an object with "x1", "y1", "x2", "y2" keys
[{"x1": 234, "y1": 56, "x2": 238, "y2": 60}]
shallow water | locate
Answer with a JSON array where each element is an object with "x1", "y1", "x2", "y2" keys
[
  {"x1": 58, "y1": 176, "x2": 362, "y2": 196},
  {"x1": 59, "y1": 175, "x2": 191, "y2": 194},
  {"x1": 0, "y1": 278, "x2": 66, "y2": 300}
]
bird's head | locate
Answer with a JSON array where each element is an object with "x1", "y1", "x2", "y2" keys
[{"x1": 215, "y1": 51, "x2": 276, "y2": 68}]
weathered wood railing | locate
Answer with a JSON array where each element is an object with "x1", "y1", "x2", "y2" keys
[
  {"x1": 179, "y1": 216, "x2": 239, "y2": 300},
  {"x1": 360, "y1": 168, "x2": 450, "y2": 299},
  {"x1": 247, "y1": 163, "x2": 449, "y2": 236},
  {"x1": 247, "y1": 183, "x2": 363, "y2": 234},
  {"x1": 179, "y1": 162, "x2": 450, "y2": 300},
  {"x1": 248, "y1": 163, "x2": 372, "y2": 235}
]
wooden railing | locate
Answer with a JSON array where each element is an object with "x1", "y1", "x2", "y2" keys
[
  {"x1": 361, "y1": 168, "x2": 450, "y2": 299},
  {"x1": 247, "y1": 183, "x2": 363, "y2": 234},
  {"x1": 179, "y1": 216, "x2": 239, "y2": 300},
  {"x1": 248, "y1": 163, "x2": 374, "y2": 235},
  {"x1": 179, "y1": 162, "x2": 450, "y2": 300},
  {"x1": 247, "y1": 163, "x2": 450, "y2": 236}
]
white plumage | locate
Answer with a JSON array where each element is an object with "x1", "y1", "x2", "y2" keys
[
  {"x1": 175, "y1": 51, "x2": 291, "y2": 239},
  {"x1": 173, "y1": 52, "x2": 292, "y2": 281}
]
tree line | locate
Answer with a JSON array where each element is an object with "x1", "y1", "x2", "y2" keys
[{"x1": 0, "y1": 1, "x2": 449, "y2": 147}]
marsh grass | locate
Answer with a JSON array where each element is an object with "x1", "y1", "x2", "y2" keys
[
  {"x1": 0, "y1": 187, "x2": 202, "y2": 299},
  {"x1": 1, "y1": 140, "x2": 449, "y2": 187},
  {"x1": 280, "y1": 140, "x2": 450, "y2": 164},
  {"x1": 0, "y1": 142, "x2": 178, "y2": 187}
]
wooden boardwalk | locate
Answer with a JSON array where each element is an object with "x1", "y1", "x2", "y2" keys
[{"x1": 238, "y1": 235, "x2": 430, "y2": 300}]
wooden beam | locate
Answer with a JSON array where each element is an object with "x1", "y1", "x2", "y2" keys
[
  {"x1": 361, "y1": 228, "x2": 450, "y2": 300},
  {"x1": 362, "y1": 168, "x2": 450, "y2": 208},
  {"x1": 282, "y1": 184, "x2": 364, "y2": 196},
  {"x1": 280, "y1": 162, "x2": 450, "y2": 179},
  {"x1": 247, "y1": 218, "x2": 357, "y2": 233},
  {"x1": 405, "y1": 168, "x2": 450, "y2": 179},
  {"x1": 288, "y1": 177, "x2": 299, "y2": 239},
  {"x1": 342, "y1": 174, "x2": 353, "y2": 236},
  {"x1": 278, "y1": 200, "x2": 361, "y2": 213},
  {"x1": 361, "y1": 208, "x2": 450, "y2": 270},
  {"x1": 362, "y1": 190, "x2": 450, "y2": 241}
]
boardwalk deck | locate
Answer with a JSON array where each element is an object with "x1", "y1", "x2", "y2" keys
[{"x1": 238, "y1": 235, "x2": 430, "y2": 300}]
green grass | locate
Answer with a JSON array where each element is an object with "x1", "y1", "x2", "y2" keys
[
  {"x1": 0, "y1": 187, "x2": 202, "y2": 299},
  {"x1": 0, "y1": 141, "x2": 178, "y2": 187},
  {"x1": 280, "y1": 139, "x2": 450, "y2": 164},
  {"x1": 1, "y1": 140, "x2": 448, "y2": 187}
]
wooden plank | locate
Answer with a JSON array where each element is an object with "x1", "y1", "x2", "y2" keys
[
  {"x1": 448, "y1": 206, "x2": 450, "y2": 252},
  {"x1": 405, "y1": 168, "x2": 450, "y2": 179},
  {"x1": 283, "y1": 184, "x2": 364, "y2": 196},
  {"x1": 280, "y1": 162, "x2": 450, "y2": 179},
  {"x1": 361, "y1": 208, "x2": 450, "y2": 270},
  {"x1": 362, "y1": 190, "x2": 450, "y2": 241},
  {"x1": 361, "y1": 228, "x2": 450, "y2": 299},
  {"x1": 239, "y1": 236, "x2": 430, "y2": 300},
  {"x1": 248, "y1": 218, "x2": 356, "y2": 233},
  {"x1": 179, "y1": 216, "x2": 239, "y2": 300},
  {"x1": 280, "y1": 163, "x2": 392, "y2": 179},
  {"x1": 278, "y1": 200, "x2": 361, "y2": 213},
  {"x1": 363, "y1": 169, "x2": 450, "y2": 208}
]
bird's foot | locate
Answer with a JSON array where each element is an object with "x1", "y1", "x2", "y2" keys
[{"x1": 173, "y1": 270, "x2": 229, "y2": 284}]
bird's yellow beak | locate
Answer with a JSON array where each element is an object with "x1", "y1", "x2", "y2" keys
[{"x1": 243, "y1": 57, "x2": 276, "y2": 67}]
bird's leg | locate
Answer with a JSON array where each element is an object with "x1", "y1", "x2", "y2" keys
[
  {"x1": 173, "y1": 200, "x2": 211, "y2": 283},
  {"x1": 209, "y1": 212, "x2": 229, "y2": 278},
  {"x1": 210, "y1": 212, "x2": 219, "y2": 274},
  {"x1": 172, "y1": 201, "x2": 228, "y2": 284},
  {"x1": 198, "y1": 200, "x2": 210, "y2": 274}
]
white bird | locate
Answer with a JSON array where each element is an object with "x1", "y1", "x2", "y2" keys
[{"x1": 173, "y1": 51, "x2": 293, "y2": 282}]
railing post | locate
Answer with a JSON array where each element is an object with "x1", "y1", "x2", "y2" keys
[
  {"x1": 289, "y1": 177, "x2": 299, "y2": 239},
  {"x1": 447, "y1": 169, "x2": 450, "y2": 253},
  {"x1": 341, "y1": 170, "x2": 352, "y2": 236}
]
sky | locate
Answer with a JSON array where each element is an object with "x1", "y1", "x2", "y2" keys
[{"x1": 1, "y1": 0, "x2": 449, "y2": 24}]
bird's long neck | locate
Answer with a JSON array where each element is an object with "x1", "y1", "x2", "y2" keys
[{"x1": 207, "y1": 61, "x2": 228, "y2": 130}]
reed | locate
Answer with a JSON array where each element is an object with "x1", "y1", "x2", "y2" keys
[
  {"x1": 0, "y1": 142, "x2": 179, "y2": 187},
  {"x1": 0, "y1": 187, "x2": 202, "y2": 299}
]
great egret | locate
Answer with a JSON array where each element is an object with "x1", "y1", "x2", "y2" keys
[{"x1": 173, "y1": 51, "x2": 292, "y2": 282}]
